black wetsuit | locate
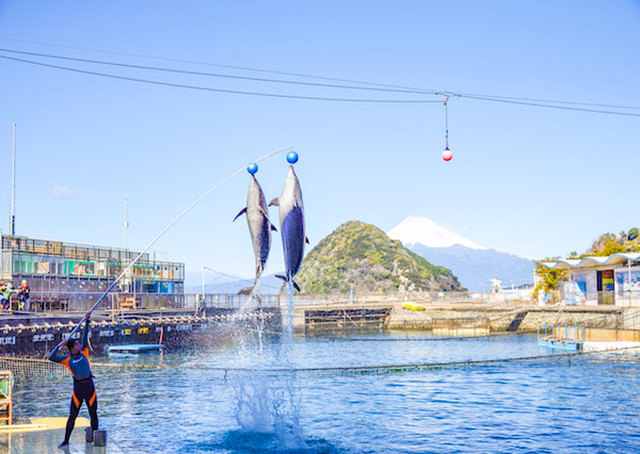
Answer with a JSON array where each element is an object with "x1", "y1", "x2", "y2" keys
[{"x1": 48, "y1": 321, "x2": 98, "y2": 444}]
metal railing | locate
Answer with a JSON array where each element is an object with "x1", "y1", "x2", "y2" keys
[
  {"x1": 558, "y1": 289, "x2": 640, "y2": 307},
  {"x1": 1, "y1": 291, "x2": 280, "y2": 313}
]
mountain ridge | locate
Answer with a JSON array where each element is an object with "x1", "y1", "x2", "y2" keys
[{"x1": 388, "y1": 216, "x2": 534, "y2": 291}]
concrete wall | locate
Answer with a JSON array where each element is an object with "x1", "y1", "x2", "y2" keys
[
  {"x1": 381, "y1": 305, "x2": 626, "y2": 333},
  {"x1": 518, "y1": 309, "x2": 622, "y2": 332}
]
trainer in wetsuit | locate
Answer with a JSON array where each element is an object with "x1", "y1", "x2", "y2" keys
[{"x1": 48, "y1": 313, "x2": 98, "y2": 448}]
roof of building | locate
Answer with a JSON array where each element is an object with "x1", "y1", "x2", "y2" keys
[{"x1": 542, "y1": 252, "x2": 640, "y2": 270}]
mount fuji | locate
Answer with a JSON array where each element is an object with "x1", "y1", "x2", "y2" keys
[{"x1": 387, "y1": 217, "x2": 534, "y2": 291}]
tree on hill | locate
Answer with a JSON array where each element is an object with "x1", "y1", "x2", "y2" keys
[{"x1": 587, "y1": 229, "x2": 640, "y2": 256}]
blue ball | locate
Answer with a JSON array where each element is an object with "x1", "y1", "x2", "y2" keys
[
  {"x1": 247, "y1": 163, "x2": 258, "y2": 175},
  {"x1": 286, "y1": 151, "x2": 299, "y2": 164}
]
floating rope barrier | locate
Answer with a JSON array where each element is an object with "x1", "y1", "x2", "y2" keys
[{"x1": 2, "y1": 345, "x2": 639, "y2": 382}]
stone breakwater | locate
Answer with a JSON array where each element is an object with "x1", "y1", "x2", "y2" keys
[
  {"x1": 292, "y1": 301, "x2": 639, "y2": 333},
  {"x1": 391, "y1": 305, "x2": 636, "y2": 331}
]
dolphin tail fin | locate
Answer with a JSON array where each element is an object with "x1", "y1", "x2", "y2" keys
[
  {"x1": 275, "y1": 275, "x2": 301, "y2": 292},
  {"x1": 268, "y1": 198, "x2": 280, "y2": 207},
  {"x1": 233, "y1": 207, "x2": 247, "y2": 222},
  {"x1": 238, "y1": 287, "x2": 262, "y2": 303}
]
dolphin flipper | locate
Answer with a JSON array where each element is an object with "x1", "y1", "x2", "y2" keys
[
  {"x1": 256, "y1": 206, "x2": 277, "y2": 232},
  {"x1": 269, "y1": 198, "x2": 280, "y2": 207},
  {"x1": 233, "y1": 208, "x2": 247, "y2": 222}
]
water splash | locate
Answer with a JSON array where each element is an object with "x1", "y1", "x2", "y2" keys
[{"x1": 228, "y1": 278, "x2": 305, "y2": 450}]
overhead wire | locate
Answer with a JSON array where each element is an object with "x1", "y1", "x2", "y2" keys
[
  {"x1": 0, "y1": 47, "x2": 437, "y2": 97},
  {"x1": 3, "y1": 36, "x2": 639, "y2": 111},
  {"x1": 1, "y1": 38, "x2": 639, "y2": 115},
  {"x1": 0, "y1": 54, "x2": 441, "y2": 103},
  {"x1": 0, "y1": 36, "x2": 447, "y2": 93}
]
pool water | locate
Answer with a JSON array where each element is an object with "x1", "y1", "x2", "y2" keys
[{"x1": 10, "y1": 331, "x2": 640, "y2": 453}]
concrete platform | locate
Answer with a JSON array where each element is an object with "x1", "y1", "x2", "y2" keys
[
  {"x1": 583, "y1": 341, "x2": 640, "y2": 352},
  {"x1": 0, "y1": 417, "x2": 123, "y2": 453}
]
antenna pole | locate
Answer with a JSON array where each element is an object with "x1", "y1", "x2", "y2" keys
[{"x1": 10, "y1": 123, "x2": 16, "y2": 236}]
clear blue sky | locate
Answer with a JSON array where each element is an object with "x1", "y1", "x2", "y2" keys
[{"x1": 0, "y1": 1, "x2": 639, "y2": 279}]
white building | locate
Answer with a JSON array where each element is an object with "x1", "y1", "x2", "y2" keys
[{"x1": 542, "y1": 253, "x2": 640, "y2": 306}]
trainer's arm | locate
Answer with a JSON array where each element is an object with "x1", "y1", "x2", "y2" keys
[{"x1": 48, "y1": 340, "x2": 69, "y2": 363}]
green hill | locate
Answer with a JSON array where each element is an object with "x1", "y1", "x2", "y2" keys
[{"x1": 296, "y1": 220, "x2": 464, "y2": 294}]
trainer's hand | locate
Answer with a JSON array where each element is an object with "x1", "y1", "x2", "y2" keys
[
  {"x1": 58, "y1": 340, "x2": 67, "y2": 347},
  {"x1": 84, "y1": 312, "x2": 91, "y2": 321}
]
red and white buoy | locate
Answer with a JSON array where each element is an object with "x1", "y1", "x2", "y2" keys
[{"x1": 442, "y1": 146, "x2": 452, "y2": 162}]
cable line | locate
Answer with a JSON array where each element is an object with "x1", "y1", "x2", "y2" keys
[
  {"x1": 2, "y1": 36, "x2": 639, "y2": 112},
  {"x1": 0, "y1": 47, "x2": 438, "y2": 97},
  {"x1": 460, "y1": 93, "x2": 640, "y2": 117},
  {"x1": 1, "y1": 41, "x2": 639, "y2": 115},
  {"x1": 0, "y1": 54, "x2": 441, "y2": 103}
]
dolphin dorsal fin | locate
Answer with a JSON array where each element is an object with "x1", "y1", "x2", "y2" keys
[
  {"x1": 233, "y1": 207, "x2": 247, "y2": 222},
  {"x1": 306, "y1": 236, "x2": 310, "y2": 245},
  {"x1": 268, "y1": 198, "x2": 280, "y2": 207},
  {"x1": 271, "y1": 223, "x2": 278, "y2": 232}
]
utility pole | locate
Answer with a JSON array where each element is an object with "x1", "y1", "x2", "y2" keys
[
  {"x1": 124, "y1": 199, "x2": 129, "y2": 251},
  {"x1": 10, "y1": 123, "x2": 16, "y2": 236},
  {"x1": 201, "y1": 267, "x2": 205, "y2": 302}
]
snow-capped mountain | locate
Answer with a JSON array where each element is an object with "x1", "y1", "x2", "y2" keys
[
  {"x1": 388, "y1": 217, "x2": 534, "y2": 291},
  {"x1": 388, "y1": 216, "x2": 488, "y2": 250}
]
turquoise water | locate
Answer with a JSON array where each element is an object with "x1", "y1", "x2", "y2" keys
[{"x1": 11, "y1": 332, "x2": 640, "y2": 453}]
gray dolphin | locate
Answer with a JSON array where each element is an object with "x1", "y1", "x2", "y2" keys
[
  {"x1": 234, "y1": 174, "x2": 277, "y2": 298},
  {"x1": 269, "y1": 165, "x2": 309, "y2": 291}
]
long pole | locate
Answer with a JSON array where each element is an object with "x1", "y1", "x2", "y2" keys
[
  {"x1": 65, "y1": 146, "x2": 292, "y2": 339},
  {"x1": 10, "y1": 123, "x2": 16, "y2": 236}
]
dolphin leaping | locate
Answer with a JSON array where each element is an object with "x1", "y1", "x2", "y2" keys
[
  {"x1": 270, "y1": 165, "x2": 309, "y2": 291},
  {"x1": 234, "y1": 173, "x2": 277, "y2": 300}
]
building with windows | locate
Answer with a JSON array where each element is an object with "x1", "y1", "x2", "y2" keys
[
  {"x1": 542, "y1": 253, "x2": 640, "y2": 306},
  {"x1": 0, "y1": 234, "x2": 185, "y2": 311}
]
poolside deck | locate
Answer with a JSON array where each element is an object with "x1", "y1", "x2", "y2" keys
[{"x1": 0, "y1": 416, "x2": 124, "y2": 453}]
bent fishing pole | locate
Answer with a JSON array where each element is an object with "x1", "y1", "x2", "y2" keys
[{"x1": 64, "y1": 146, "x2": 293, "y2": 340}]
